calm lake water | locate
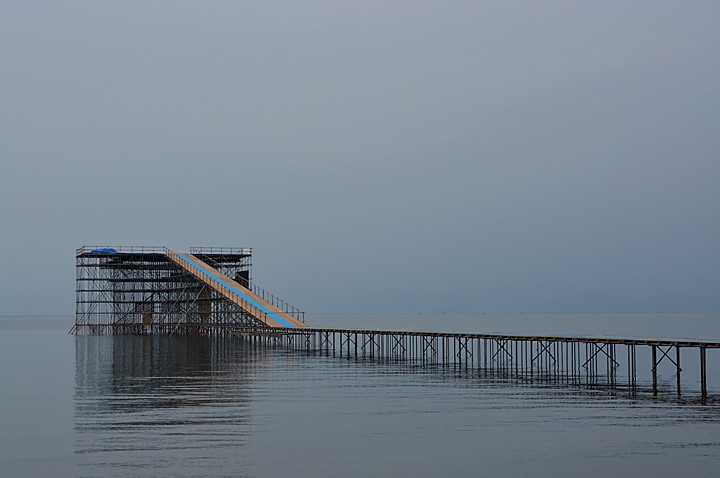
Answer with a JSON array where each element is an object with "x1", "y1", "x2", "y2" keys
[{"x1": 2, "y1": 314, "x2": 720, "y2": 477}]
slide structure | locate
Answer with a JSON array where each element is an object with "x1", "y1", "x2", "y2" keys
[{"x1": 165, "y1": 250, "x2": 306, "y2": 328}]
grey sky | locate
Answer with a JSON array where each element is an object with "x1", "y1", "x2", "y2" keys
[{"x1": 1, "y1": 1, "x2": 718, "y2": 316}]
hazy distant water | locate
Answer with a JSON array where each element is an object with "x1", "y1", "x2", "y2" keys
[{"x1": 2, "y1": 314, "x2": 720, "y2": 478}]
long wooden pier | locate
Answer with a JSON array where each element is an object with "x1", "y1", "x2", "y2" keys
[{"x1": 74, "y1": 323, "x2": 720, "y2": 401}]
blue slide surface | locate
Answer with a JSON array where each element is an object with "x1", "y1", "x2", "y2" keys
[{"x1": 176, "y1": 252, "x2": 296, "y2": 328}]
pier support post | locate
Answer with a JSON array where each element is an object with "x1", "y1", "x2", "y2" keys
[
  {"x1": 652, "y1": 345, "x2": 658, "y2": 396},
  {"x1": 700, "y1": 347, "x2": 707, "y2": 400},
  {"x1": 676, "y1": 346, "x2": 681, "y2": 397}
]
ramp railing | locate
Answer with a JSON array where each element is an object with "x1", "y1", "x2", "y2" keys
[
  {"x1": 191, "y1": 251, "x2": 305, "y2": 324},
  {"x1": 164, "y1": 249, "x2": 277, "y2": 328},
  {"x1": 248, "y1": 283, "x2": 305, "y2": 323}
]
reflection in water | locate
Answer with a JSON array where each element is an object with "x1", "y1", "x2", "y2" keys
[{"x1": 75, "y1": 335, "x2": 267, "y2": 478}]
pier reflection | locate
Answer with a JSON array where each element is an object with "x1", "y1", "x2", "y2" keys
[{"x1": 74, "y1": 334, "x2": 269, "y2": 478}]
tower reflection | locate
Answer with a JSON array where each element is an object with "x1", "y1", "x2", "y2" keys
[{"x1": 74, "y1": 334, "x2": 270, "y2": 478}]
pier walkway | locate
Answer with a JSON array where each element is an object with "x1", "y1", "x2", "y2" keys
[{"x1": 95, "y1": 322, "x2": 720, "y2": 401}]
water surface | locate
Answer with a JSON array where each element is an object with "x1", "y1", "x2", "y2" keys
[{"x1": 2, "y1": 315, "x2": 720, "y2": 477}]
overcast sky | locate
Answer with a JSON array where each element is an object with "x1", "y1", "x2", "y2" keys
[{"x1": 1, "y1": 1, "x2": 718, "y2": 316}]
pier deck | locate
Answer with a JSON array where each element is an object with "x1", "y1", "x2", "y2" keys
[{"x1": 266, "y1": 327, "x2": 720, "y2": 401}]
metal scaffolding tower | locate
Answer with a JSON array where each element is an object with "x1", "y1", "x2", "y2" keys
[{"x1": 73, "y1": 245, "x2": 304, "y2": 335}]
